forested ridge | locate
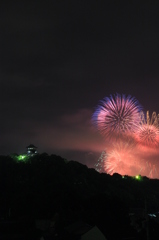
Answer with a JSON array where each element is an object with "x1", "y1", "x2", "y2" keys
[{"x1": 1, "y1": 153, "x2": 159, "y2": 239}]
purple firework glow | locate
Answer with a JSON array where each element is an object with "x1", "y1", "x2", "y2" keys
[{"x1": 92, "y1": 94, "x2": 142, "y2": 138}]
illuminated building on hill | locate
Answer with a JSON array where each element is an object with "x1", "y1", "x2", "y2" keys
[{"x1": 26, "y1": 144, "x2": 38, "y2": 156}]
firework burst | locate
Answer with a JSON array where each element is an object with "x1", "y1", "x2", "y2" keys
[
  {"x1": 93, "y1": 93, "x2": 159, "y2": 179},
  {"x1": 135, "y1": 111, "x2": 159, "y2": 147},
  {"x1": 104, "y1": 141, "x2": 140, "y2": 176},
  {"x1": 92, "y1": 94, "x2": 142, "y2": 138}
]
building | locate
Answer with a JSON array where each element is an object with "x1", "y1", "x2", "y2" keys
[{"x1": 26, "y1": 144, "x2": 38, "y2": 156}]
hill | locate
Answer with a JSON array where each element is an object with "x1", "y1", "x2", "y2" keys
[{"x1": 0, "y1": 153, "x2": 159, "y2": 239}]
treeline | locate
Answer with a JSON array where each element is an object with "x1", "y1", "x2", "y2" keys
[{"x1": 0, "y1": 153, "x2": 159, "y2": 239}]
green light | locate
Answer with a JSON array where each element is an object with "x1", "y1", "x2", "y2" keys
[
  {"x1": 17, "y1": 154, "x2": 28, "y2": 162},
  {"x1": 135, "y1": 175, "x2": 142, "y2": 181}
]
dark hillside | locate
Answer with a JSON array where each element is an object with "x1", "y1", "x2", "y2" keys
[{"x1": 0, "y1": 154, "x2": 159, "y2": 239}]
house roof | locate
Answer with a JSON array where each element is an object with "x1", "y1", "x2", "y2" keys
[
  {"x1": 65, "y1": 222, "x2": 107, "y2": 240},
  {"x1": 81, "y1": 226, "x2": 107, "y2": 240},
  {"x1": 65, "y1": 221, "x2": 93, "y2": 235}
]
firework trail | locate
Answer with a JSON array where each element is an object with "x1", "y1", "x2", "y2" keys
[
  {"x1": 135, "y1": 111, "x2": 159, "y2": 147},
  {"x1": 148, "y1": 164, "x2": 158, "y2": 178},
  {"x1": 139, "y1": 160, "x2": 158, "y2": 179},
  {"x1": 92, "y1": 94, "x2": 142, "y2": 138}
]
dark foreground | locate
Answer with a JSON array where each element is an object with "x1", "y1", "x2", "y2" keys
[{"x1": 0, "y1": 153, "x2": 159, "y2": 239}]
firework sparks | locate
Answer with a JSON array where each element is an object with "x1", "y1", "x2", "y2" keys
[
  {"x1": 92, "y1": 94, "x2": 142, "y2": 138},
  {"x1": 93, "y1": 94, "x2": 159, "y2": 179},
  {"x1": 135, "y1": 111, "x2": 159, "y2": 147},
  {"x1": 104, "y1": 141, "x2": 140, "y2": 176},
  {"x1": 139, "y1": 160, "x2": 158, "y2": 179},
  {"x1": 94, "y1": 151, "x2": 107, "y2": 173}
]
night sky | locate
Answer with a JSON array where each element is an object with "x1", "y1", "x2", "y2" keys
[{"x1": 1, "y1": 1, "x2": 159, "y2": 167}]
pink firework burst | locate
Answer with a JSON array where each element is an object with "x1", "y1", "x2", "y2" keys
[
  {"x1": 92, "y1": 94, "x2": 142, "y2": 138},
  {"x1": 104, "y1": 141, "x2": 140, "y2": 176},
  {"x1": 135, "y1": 111, "x2": 159, "y2": 147}
]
